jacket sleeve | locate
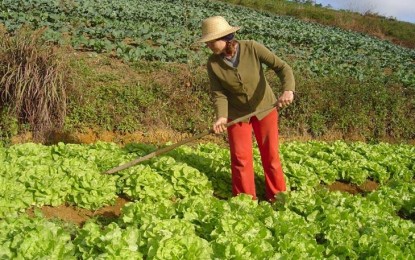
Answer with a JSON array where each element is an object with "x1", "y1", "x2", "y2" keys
[
  {"x1": 252, "y1": 41, "x2": 295, "y2": 92},
  {"x1": 207, "y1": 62, "x2": 228, "y2": 119}
]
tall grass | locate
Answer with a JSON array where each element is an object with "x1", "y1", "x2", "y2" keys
[{"x1": 0, "y1": 25, "x2": 72, "y2": 141}]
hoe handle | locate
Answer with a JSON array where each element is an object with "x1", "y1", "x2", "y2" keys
[{"x1": 104, "y1": 103, "x2": 278, "y2": 174}]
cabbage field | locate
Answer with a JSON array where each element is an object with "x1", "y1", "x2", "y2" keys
[
  {"x1": 1, "y1": 0, "x2": 414, "y2": 88},
  {"x1": 0, "y1": 141, "x2": 414, "y2": 259}
]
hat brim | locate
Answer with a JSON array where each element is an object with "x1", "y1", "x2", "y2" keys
[{"x1": 197, "y1": 26, "x2": 241, "y2": 43}]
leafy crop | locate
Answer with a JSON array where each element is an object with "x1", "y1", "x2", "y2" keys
[
  {"x1": 0, "y1": 214, "x2": 75, "y2": 259},
  {"x1": 0, "y1": 141, "x2": 414, "y2": 258},
  {"x1": 0, "y1": 0, "x2": 414, "y2": 88}
]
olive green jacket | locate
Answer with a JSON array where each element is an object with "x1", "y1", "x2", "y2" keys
[{"x1": 207, "y1": 40, "x2": 295, "y2": 121}]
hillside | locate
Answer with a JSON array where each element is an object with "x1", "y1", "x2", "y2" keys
[
  {"x1": 219, "y1": 0, "x2": 415, "y2": 49},
  {"x1": 0, "y1": 0, "x2": 414, "y2": 144}
]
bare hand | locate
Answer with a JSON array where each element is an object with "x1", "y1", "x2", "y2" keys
[
  {"x1": 213, "y1": 117, "x2": 227, "y2": 134},
  {"x1": 277, "y1": 91, "x2": 294, "y2": 108}
]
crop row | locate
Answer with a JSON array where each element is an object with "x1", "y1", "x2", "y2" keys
[
  {"x1": 0, "y1": 141, "x2": 414, "y2": 258},
  {"x1": 1, "y1": 141, "x2": 413, "y2": 215}
]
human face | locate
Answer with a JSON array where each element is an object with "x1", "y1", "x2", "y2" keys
[{"x1": 205, "y1": 38, "x2": 226, "y2": 55}]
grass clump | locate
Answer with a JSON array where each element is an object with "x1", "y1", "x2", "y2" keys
[{"x1": 0, "y1": 25, "x2": 73, "y2": 141}]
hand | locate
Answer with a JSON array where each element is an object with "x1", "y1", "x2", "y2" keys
[
  {"x1": 213, "y1": 117, "x2": 227, "y2": 134},
  {"x1": 277, "y1": 91, "x2": 294, "y2": 108}
]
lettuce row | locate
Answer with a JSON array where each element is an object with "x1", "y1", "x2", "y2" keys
[{"x1": 0, "y1": 141, "x2": 414, "y2": 258}]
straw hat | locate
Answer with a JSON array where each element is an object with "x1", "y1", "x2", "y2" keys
[{"x1": 198, "y1": 16, "x2": 240, "y2": 43}]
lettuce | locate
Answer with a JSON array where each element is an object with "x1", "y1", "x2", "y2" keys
[
  {"x1": 74, "y1": 222, "x2": 143, "y2": 259},
  {"x1": 0, "y1": 214, "x2": 75, "y2": 259},
  {"x1": 0, "y1": 141, "x2": 414, "y2": 259},
  {"x1": 145, "y1": 219, "x2": 212, "y2": 259},
  {"x1": 117, "y1": 165, "x2": 175, "y2": 202}
]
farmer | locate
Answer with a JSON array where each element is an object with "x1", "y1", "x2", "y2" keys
[{"x1": 198, "y1": 16, "x2": 295, "y2": 201}]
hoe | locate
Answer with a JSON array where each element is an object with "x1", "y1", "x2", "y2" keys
[{"x1": 104, "y1": 103, "x2": 279, "y2": 174}]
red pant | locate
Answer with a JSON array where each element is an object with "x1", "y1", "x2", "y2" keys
[{"x1": 227, "y1": 109, "x2": 286, "y2": 201}]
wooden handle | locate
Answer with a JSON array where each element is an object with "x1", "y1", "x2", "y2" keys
[{"x1": 104, "y1": 103, "x2": 277, "y2": 174}]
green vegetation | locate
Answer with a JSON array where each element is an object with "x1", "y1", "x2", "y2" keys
[
  {"x1": 0, "y1": 1, "x2": 414, "y2": 258},
  {"x1": 1, "y1": 0, "x2": 413, "y2": 86},
  {"x1": 66, "y1": 57, "x2": 214, "y2": 135},
  {"x1": 0, "y1": 141, "x2": 414, "y2": 258}
]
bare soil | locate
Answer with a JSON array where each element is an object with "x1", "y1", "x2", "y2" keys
[
  {"x1": 27, "y1": 197, "x2": 131, "y2": 226},
  {"x1": 12, "y1": 128, "x2": 227, "y2": 147},
  {"x1": 328, "y1": 180, "x2": 379, "y2": 195}
]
